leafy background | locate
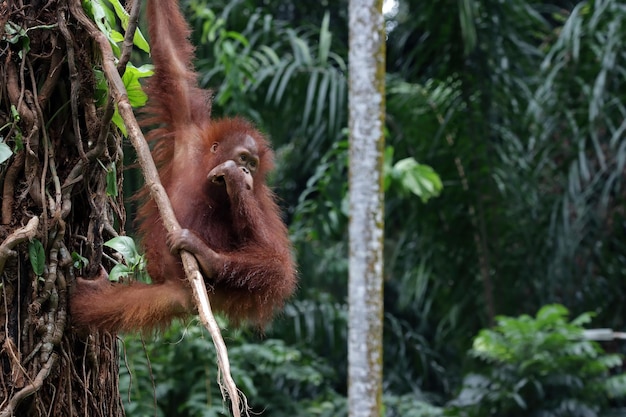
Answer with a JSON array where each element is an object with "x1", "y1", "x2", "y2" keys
[{"x1": 112, "y1": 0, "x2": 626, "y2": 415}]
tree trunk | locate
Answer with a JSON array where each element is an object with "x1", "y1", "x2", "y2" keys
[
  {"x1": 347, "y1": 0, "x2": 385, "y2": 416},
  {"x1": 0, "y1": 1, "x2": 125, "y2": 416}
]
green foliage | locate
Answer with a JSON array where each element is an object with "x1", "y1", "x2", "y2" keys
[
  {"x1": 104, "y1": 236, "x2": 149, "y2": 283},
  {"x1": 187, "y1": 2, "x2": 254, "y2": 111},
  {"x1": 185, "y1": 0, "x2": 347, "y2": 204},
  {"x1": 0, "y1": 104, "x2": 23, "y2": 164},
  {"x1": 110, "y1": 0, "x2": 626, "y2": 414},
  {"x1": 384, "y1": 147, "x2": 443, "y2": 203},
  {"x1": 84, "y1": 0, "x2": 153, "y2": 134},
  {"x1": 82, "y1": 0, "x2": 149, "y2": 56},
  {"x1": 466, "y1": 0, "x2": 626, "y2": 327},
  {"x1": 105, "y1": 0, "x2": 150, "y2": 52},
  {"x1": 381, "y1": 0, "x2": 626, "y2": 399},
  {"x1": 120, "y1": 317, "x2": 446, "y2": 417},
  {"x1": 189, "y1": 1, "x2": 346, "y2": 140},
  {"x1": 291, "y1": 138, "x2": 443, "y2": 296},
  {"x1": 119, "y1": 322, "x2": 345, "y2": 417},
  {"x1": 71, "y1": 252, "x2": 89, "y2": 270},
  {"x1": 3, "y1": 21, "x2": 31, "y2": 56},
  {"x1": 28, "y1": 239, "x2": 45, "y2": 277},
  {"x1": 385, "y1": 394, "x2": 443, "y2": 417},
  {"x1": 291, "y1": 139, "x2": 348, "y2": 238},
  {"x1": 93, "y1": 62, "x2": 153, "y2": 134},
  {"x1": 112, "y1": 64, "x2": 153, "y2": 133},
  {"x1": 2, "y1": 21, "x2": 58, "y2": 58},
  {"x1": 448, "y1": 305, "x2": 626, "y2": 417},
  {"x1": 97, "y1": 159, "x2": 119, "y2": 197},
  {"x1": 278, "y1": 299, "x2": 349, "y2": 379}
]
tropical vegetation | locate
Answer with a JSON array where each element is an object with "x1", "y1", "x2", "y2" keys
[{"x1": 113, "y1": 0, "x2": 626, "y2": 415}]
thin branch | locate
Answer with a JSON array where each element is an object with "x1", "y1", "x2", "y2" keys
[
  {"x1": 117, "y1": 0, "x2": 141, "y2": 74},
  {"x1": 27, "y1": 58, "x2": 63, "y2": 221},
  {"x1": 57, "y1": 4, "x2": 87, "y2": 162},
  {"x1": 0, "y1": 353, "x2": 58, "y2": 417},
  {"x1": 1, "y1": 152, "x2": 24, "y2": 224},
  {"x1": 67, "y1": 2, "x2": 246, "y2": 416},
  {"x1": 0, "y1": 216, "x2": 39, "y2": 276},
  {"x1": 37, "y1": 39, "x2": 63, "y2": 107}
]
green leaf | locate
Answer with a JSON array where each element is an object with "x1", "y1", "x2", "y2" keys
[
  {"x1": 111, "y1": 106, "x2": 127, "y2": 135},
  {"x1": 110, "y1": 29, "x2": 124, "y2": 43},
  {"x1": 290, "y1": 32, "x2": 312, "y2": 65},
  {"x1": 106, "y1": 0, "x2": 150, "y2": 52},
  {"x1": 258, "y1": 45, "x2": 281, "y2": 66},
  {"x1": 0, "y1": 142, "x2": 13, "y2": 164},
  {"x1": 93, "y1": 68, "x2": 108, "y2": 106},
  {"x1": 536, "y1": 304, "x2": 568, "y2": 321},
  {"x1": 137, "y1": 268, "x2": 152, "y2": 284},
  {"x1": 4, "y1": 22, "x2": 30, "y2": 56},
  {"x1": 82, "y1": 0, "x2": 121, "y2": 56},
  {"x1": 28, "y1": 239, "x2": 45, "y2": 276},
  {"x1": 224, "y1": 30, "x2": 249, "y2": 47},
  {"x1": 10, "y1": 105, "x2": 20, "y2": 121},
  {"x1": 266, "y1": 61, "x2": 287, "y2": 104},
  {"x1": 123, "y1": 63, "x2": 153, "y2": 108},
  {"x1": 3, "y1": 21, "x2": 26, "y2": 44},
  {"x1": 392, "y1": 158, "x2": 443, "y2": 202},
  {"x1": 105, "y1": 236, "x2": 139, "y2": 264},
  {"x1": 132, "y1": 28, "x2": 150, "y2": 53},
  {"x1": 222, "y1": 39, "x2": 235, "y2": 56},
  {"x1": 302, "y1": 71, "x2": 319, "y2": 129},
  {"x1": 275, "y1": 61, "x2": 298, "y2": 106},
  {"x1": 205, "y1": 14, "x2": 223, "y2": 43},
  {"x1": 107, "y1": 0, "x2": 128, "y2": 24},
  {"x1": 71, "y1": 252, "x2": 89, "y2": 269},
  {"x1": 315, "y1": 73, "x2": 330, "y2": 125},
  {"x1": 109, "y1": 263, "x2": 131, "y2": 282},
  {"x1": 105, "y1": 163, "x2": 118, "y2": 197},
  {"x1": 318, "y1": 13, "x2": 331, "y2": 63}
]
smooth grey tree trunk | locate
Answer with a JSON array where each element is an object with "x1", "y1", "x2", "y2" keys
[{"x1": 347, "y1": 1, "x2": 385, "y2": 416}]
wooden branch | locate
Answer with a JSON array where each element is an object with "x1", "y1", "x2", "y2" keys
[
  {"x1": 117, "y1": 0, "x2": 141, "y2": 74},
  {"x1": 1, "y1": 152, "x2": 25, "y2": 224},
  {"x1": 0, "y1": 216, "x2": 39, "y2": 276},
  {"x1": 67, "y1": 2, "x2": 246, "y2": 416},
  {"x1": 0, "y1": 353, "x2": 58, "y2": 417}
]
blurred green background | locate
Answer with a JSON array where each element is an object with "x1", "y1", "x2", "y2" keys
[{"x1": 119, "y1": 1, "x2": 626, "y2": 415}]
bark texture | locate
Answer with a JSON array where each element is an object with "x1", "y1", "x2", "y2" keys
[
  {"x1": 0, "y1": 1, "x2": 125, "y2": 416},
  {"x1": 347, "y1": 1, "x2": 385, "y2": 416}
]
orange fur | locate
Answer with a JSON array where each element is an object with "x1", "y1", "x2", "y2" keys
[{"x1": 70, "y1": 0, "x2": 296, "y2": 333}]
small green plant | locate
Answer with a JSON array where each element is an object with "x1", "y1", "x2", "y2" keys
[
  {"x1": 104, "y1": 236, "x2": 150, "y2": 283},
  {"x1": 447, "y1": 304, "x2": 626, "y2": 417},
  {"x1": 71, "y1": 252, "x2": 89, "y2": 270}
]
